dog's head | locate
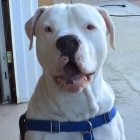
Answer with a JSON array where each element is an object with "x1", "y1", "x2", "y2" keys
[{"x1": 25, "y1": 3, "x2": 115, "y2": 93}]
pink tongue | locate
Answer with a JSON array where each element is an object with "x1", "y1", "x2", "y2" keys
[{"x1": 63, "y1": 62, "x2": 80, "y2": 78}]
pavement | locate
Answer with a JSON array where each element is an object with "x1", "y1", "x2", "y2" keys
[
  {"x1": 0, "y1": 0, "x2": 140, "y2": 140},
  {"x1": 103, "y1": 1, "x2": 140, "y2": 139}
]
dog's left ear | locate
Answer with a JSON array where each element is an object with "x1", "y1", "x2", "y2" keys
[
  {"x1": 25, "y1": 7, "x2": 46, "y2": 50},
  {"x1": 97, "y1": 7, "x2": 115, "y2": 49}
]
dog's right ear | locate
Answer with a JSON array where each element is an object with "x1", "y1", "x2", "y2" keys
[{"x1": 25, "y1": 7, "x2": 46, "y2": 50}]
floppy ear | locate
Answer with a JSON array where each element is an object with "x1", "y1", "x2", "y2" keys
[
  {"x1": 25, "y1": 7, "x2": 46, "y2": 50},
  {"x1": 97, "y1": 7, "x2": 115, "y2": 49}
]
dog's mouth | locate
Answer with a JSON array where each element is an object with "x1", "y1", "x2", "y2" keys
[{"x1": 53, "y1": 61, "x2": 95, "y2": 92}]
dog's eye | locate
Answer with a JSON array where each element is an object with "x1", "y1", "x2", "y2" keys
[
  {"x1": 86, "y1": 24, "x2": 95, "y2": 30},
  {"x1": 45, "y1": 26, "x2": 53, "y2": 33}
]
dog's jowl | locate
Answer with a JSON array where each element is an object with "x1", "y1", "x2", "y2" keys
[{"x1": 20, "y1": 3, "x2": 126, "y2": 140}]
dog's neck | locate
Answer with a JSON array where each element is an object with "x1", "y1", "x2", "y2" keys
[{"x1": 27, "y1": 69, "x2": 115, "y2": 121}]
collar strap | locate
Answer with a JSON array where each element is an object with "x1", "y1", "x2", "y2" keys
[{"x1": 19, "y1": 106, "x2": 116, "y2": 140}]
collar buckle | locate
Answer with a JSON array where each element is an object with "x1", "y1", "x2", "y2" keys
[
  {"x1": 104, "y1": 111, "x2": 112, "y2": 123},
  {"x1": 82, "y1": 131, "x2": 93, "y2": 140},
  {"x1": 82, "y1": 121, "x2": 94, "y2": 140},
  {"x1": 50, "y1": 121, "x2": 61, "y2": 133}
]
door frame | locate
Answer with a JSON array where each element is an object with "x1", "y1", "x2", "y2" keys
[{"x1": 0, "y1": 0, "x2": 11, "y2": 103}]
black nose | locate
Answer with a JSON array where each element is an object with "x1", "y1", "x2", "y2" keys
[{"x1": 56, "y1": 35, "x2": 80, "y2": 60}]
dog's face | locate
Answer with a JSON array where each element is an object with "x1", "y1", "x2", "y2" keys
[{"x1": 25, "y1": 4, "x2": 115, "y2": 93}]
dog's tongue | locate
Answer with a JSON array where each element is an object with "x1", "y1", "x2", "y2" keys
[{"x1": 63, "y1": 62, "x2": 80, "y2": 80}]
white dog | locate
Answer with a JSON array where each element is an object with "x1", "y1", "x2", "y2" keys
[{"x1": 20, "y1": 3, "x2": 126, "y2": 140}]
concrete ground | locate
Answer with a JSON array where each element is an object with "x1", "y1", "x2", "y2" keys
[
  {"x1": 0, "y1": 0, "x2": 140, "y2": 140},
  {"x1": 103, "y1": 1, "x2": 140, "y2": 139}
]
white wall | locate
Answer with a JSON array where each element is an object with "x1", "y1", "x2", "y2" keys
[{"x1": 9, "y1": 0, "x2": 42, "y2": 103}]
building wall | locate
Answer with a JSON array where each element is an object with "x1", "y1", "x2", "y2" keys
[
  {"x1": 38, "y1": 0, "x2": 112, "y2": 6},
  {"x1": 38, "y1": 0, "x2": 53, "y2": 6}
]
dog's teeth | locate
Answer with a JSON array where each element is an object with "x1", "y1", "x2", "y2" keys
[
  {"x1": 84, "y1": 76, "x2": 87, "y2": 81},
  {"x1": 56, "y1": 77, "x2": 61, "y2": 83},
  {"x1": 59, "y1": 80, "x2": 65, "y2": 87}
]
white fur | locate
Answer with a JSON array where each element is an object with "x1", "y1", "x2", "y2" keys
[{"x1": 24, "y1": 3, "x2": 125, "y2": 140}]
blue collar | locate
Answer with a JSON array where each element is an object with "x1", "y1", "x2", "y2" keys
[{"x1": 19, "y1": 106, "x2": 116, "y2": 140}]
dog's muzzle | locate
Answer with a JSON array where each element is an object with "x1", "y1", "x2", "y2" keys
[{"x1": 53, "y1": 35, "x2": 95, "y2": 92}]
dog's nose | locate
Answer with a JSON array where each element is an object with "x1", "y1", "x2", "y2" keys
[{"x1": 56, "y1": 35, "x2": 80, "y2": 60}]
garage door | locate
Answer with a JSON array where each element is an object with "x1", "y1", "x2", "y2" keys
[{"x1": 9, "y1": 0, "x2": 42, "y2": 103}]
